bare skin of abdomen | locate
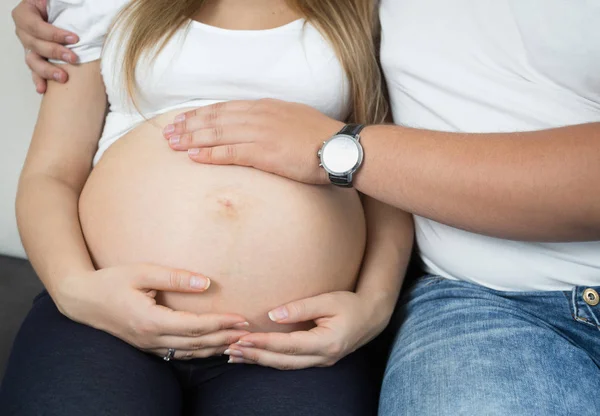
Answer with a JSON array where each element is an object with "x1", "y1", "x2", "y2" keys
[{"x1": 79, "y1": 109, "x2": 366, "y2": 332}]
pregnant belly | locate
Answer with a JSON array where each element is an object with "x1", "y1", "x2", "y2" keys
[{"x1": 79, "y1": 109, "x2": 367, "y2": 332}]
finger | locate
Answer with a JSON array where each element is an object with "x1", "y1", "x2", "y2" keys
[
  {"x1": 167, "y1": 122, "x2": 253, "y2": 148},
  {"x1": 227, "y1": 358, "x2": 256, "y2": 365},
  {"x1": 133, "y1": 263, "x2": 212, "y2": 292},
  {"x1": 25, "y1": 50, "x2": 67, "y2": 82},
  {"x1": 186, "y1": 144, "x2": 256, "y2": 167},
  {"x1": 171, "y1": 101, "x2": 259, "y2": 128},
  {"x1": 16, "y1": 4, "x2": 78, "y2": 45},
  {"x1": 224, "y1": 347, "x2": 327, "y2": 370},
  {"x1": 32, "y1": 72, "x2": 47, "y2": 94},
  {"x1": 234, "y1": 330, "x2": 332, "y2": 356},
  {"x1": 164, "y1": 111, "x2": 245, "y2": 138},
  {"x1": 151, "y1": 306, "x2": 249, "y2": 337},
  {"x1": 267, "y1": 293, "x2": 337, "y2": 324},
  {"x1": 150, "y1": 346, "x2": 229, "y2": 361},
  {"x1": 29, "y1": 37, "x2": 77, "y2": 63},
  {"x1": 163, "y1": 102, "x2": 266, "y2": 140},
  {"x1": 159, "y1": 330, "x2": 250, "y2": 351}
]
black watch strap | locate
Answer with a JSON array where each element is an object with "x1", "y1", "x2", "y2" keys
[
  {"x1": 338, "y1": 124, "x2": 365, "y2": 138},
  {"x1": 329, "y1": 174, "x2": 353, "y2": 188}
]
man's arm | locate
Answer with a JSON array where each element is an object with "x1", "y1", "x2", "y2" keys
[
  {"x1": 355, "y1": 123, "x2": 600, "y2": 242},
  {"x1": 163, "y1": 100, "x2": 600, "y2": 242}
]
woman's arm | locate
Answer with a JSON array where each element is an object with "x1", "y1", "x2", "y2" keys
[
  {"x1": 354, "y1": 196, "x2": 413, "y2": 332},
  {"x1": 17, "y1": 61, "x2": 106, "y2": 297},
  {"x1": 18, "y1": 63, "x2": 250, "y2": 359},
  {"x1": 224, "y1": 198, "x2": 413, "y2": 370}
]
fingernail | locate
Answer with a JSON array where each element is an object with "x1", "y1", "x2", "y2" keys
[
  {"x1": 65, "y1": 35, "x2": 77, "y2": 44},
  {"x1": 61, "y1": 53, "x2": 71, "y2": 63},
  {"x1": 228, "y1": 357, "x2": 245, "y2": 364},
  {"x1": 163, "y1": 124, "x2": 175, "y2": 135},
  {"x1": 190, "y1": 275, "x2": 210, "y2": 290},
  {"x1": 233, "y1": 322, "x2": 250, "y2": 329},
  {"x1": 53, "y1": 73, "x2": 62, "y2": 82},
  {"x1": 268, "y1": 307, "x2": 289, "y2": 322},
  {"x1": 224, "y1": 349, "x2": 244, "y2": 358},
  {"x1": 188, "y1": 148, "x2": 201, "y2": 155},
  {"x1": 170, "y1": 135, "x2": 180, "y2": 145},
  {"x1": 174, "y1": 114, "x2": 186, "y2": 123},
  {"x1": 236, "y1": 341, "x2": 254, "y2": 348}
]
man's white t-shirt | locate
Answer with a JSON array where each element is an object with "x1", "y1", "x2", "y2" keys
[{"x1": 380, "y1": 0, "x2": 600, "y2": 291}]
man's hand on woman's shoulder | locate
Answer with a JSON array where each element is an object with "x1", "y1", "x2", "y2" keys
[{"x1": 12, "y1": 0, "x2": 79, "y2": 93}]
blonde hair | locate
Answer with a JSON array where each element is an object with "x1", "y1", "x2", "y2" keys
[{"x1": 115, "y1": 0, "x2": 387, "y2": 124}]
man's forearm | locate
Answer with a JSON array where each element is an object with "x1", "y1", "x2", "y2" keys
[{"x1": 356, "y1": 122, "x2": 600, "y2": 242}]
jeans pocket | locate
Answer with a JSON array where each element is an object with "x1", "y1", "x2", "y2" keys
[{"x1": 565, "y1": 288, "x2": 600, "y2": 330}]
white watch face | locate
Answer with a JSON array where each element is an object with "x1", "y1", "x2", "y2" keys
[{"x1": 321, "y1": 135, "x2": 360, "y2": 175}]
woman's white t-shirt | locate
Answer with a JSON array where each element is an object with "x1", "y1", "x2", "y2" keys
[
  {"x1": 47, "y1": 0, "x2": 350, "y2": 165},
  {"x1": 380, "y1": 0, "x2": 600, "y2": 291}
]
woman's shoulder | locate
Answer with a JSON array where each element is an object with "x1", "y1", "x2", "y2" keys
[{"x1": 47, "y1": 0, "x2": 130, "y2": 64}]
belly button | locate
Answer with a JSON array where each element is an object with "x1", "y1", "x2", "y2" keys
[
  {"x1": 219, "y1": 198, "x2": 234, "y2": 209},
  {"x1": 205, "y1": 187, "x2": 249, "y2": 221},
  {"x1": 215, "y1": 197, "x2": 240, "y2": 219}
]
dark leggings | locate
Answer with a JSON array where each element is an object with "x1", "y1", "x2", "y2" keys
[{"x1": 0, "y1": 292, "x2": 383, "y2": 416}]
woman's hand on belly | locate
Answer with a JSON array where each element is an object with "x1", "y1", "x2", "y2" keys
[
  {"x1": 58, "y1": 263, "x2": 251, "y2": 360},
  {"x1": 222, "y1": 290, "x2": 390, "y2": 370}
]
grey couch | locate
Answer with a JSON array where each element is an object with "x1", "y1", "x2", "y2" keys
[{"x1": 0, "y1": 255, "x2": 44, "y2": 377}]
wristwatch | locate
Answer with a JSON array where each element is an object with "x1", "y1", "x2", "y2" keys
[{"x1": 317, "y1": 124, "x2": 365, "y2": 188}]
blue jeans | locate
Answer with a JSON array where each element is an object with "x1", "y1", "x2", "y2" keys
[{"x1": 380, "y1": 275, "x2": 600, "y2": 416}]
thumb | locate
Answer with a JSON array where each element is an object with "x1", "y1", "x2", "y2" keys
[
  {"x1": 133, "y1": 264, "x2": 211, "y2": 293},
  {"x1": 268, "y1": 294, "x2": 335, "y2": 324}
]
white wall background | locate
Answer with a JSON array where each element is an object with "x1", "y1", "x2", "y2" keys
[{"x1": 0, "y1": 1, "x2": 41, "y2": 258}]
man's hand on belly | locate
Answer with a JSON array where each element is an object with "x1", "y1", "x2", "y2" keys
[
  {"x1": 163, "y1": 99, "x2": 341, "y2": 185},
  {"x1": 58, "y1": 263, "x2": 251, "y2": 360},
  {"x1": 221, "y1": 291, "x2": 386, "y2": 370}
]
